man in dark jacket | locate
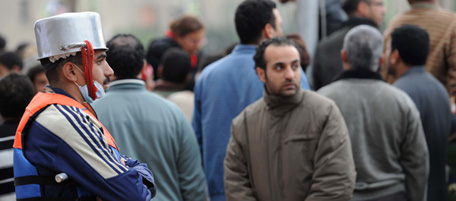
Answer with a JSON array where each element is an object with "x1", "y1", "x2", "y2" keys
[
  {"x1": 388, "y1": 24, "x2": 451, "y2": 201},
  {"x1": 312, "y1": 0, "x2": 385, "y2": 90}
]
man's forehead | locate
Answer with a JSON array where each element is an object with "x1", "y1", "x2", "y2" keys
[{"x1": 265, "y1": 45, "x2": 300, "y2": 62}]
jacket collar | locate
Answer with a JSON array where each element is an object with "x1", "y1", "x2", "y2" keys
[
  {"x1": 341, "y1": 17, "x2": 378, "y2": 30},
  {"x1": 263, "y1": 86, "x2": 304, "y2": 116},
  {"x1": 107, "y1": 79, "x2": 146, "y2": 92},
  {"x1": 335, "y1": 68, "x2": 384, "y2": 81}
]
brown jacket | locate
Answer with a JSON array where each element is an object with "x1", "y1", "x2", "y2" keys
[{"x1": 224, "y1": 88, "x2": 356, "y2": 201}]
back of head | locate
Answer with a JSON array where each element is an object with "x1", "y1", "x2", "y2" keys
[
  {"x1": 0, "y1": 51, "x2": 23, "y2": 71},
  {"x1": 235, "y1": 0, "x2": 276, "y2": 44},
  {"x1": 161, "y1": 48, "x2": 191, "y2": 83},
  {"x1": 343, "y1": 0, "x2": 365, "y2": 16},
  {"x1": 391, "y1": 24, "x2": 429, "y2": 66},
  {"x1": 170, "y1": 15, "x2": 204, "y2": 37},
  {"x1": 106, "y1": 34, "x2": 145, "y2": 80},
  {"x1": 0, "y1": 73, "x2": 35, "y2": 119},
  {"x1": 343, "y1": 25, "x2": 383, "y2": 71}
]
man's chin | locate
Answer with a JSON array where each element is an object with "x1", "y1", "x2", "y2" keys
[{"x1": 280, "y1": 88, "x2": 298, "y2": 97}]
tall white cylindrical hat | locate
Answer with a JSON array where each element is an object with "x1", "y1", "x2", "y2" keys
[{"x1": 34, "y1": 12, "x2": 107, "y2": 63}]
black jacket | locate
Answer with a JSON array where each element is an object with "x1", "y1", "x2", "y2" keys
[{"x1": 313, "y1": 17, "x2": 377, "y2": 90}]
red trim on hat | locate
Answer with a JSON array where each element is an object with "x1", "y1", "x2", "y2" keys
[{"x1": 81, "y1": 40, "x2": 97, "y2": 100}]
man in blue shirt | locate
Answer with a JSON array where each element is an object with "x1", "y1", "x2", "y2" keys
[{"x1": 192, "y1": 0, "x2": 310, "y2": 200}]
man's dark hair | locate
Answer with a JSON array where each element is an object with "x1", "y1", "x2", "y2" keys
[
  {"x1": 106, "y1": 34, "x2": 145, "y2": 80},
  {"x1": 391, "y1": 24, "x2": 430, "y2": 66},
  {"x1": 27, "y1": 65, "x2": 46, "y2": 84},
  {"x1": 0, "y1": 51, "x2": 23, "y2": 71},
  {"x1": 254, "y1": 37, "x2": 301, "y2": 71},
  {"x1": 235, "y1": 0, "x2": 277, "y2": 44},
  {"x1": 343, "y1": 0, "x2": 370, "y2": 16},
  {"x1": 0, "y1": 73, "x2": 35, "y2": 119},
  {"x1": 40, "y1": 52, "x2": 82, "y2": 86},
  {"x1": 161, "y1": 48, "x2": 191, "y2": 83},
  {"x1": 0, "y1": 34, "x2": 6, "y2": 52}
]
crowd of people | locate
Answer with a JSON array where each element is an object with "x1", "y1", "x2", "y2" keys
[{"x1": 0, "y1": 0, "x2": 456, "y2": 200}]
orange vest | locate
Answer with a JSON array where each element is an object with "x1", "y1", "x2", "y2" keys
[{"x1": 13, "y1": 92, "x2": 118, "y2": 150}]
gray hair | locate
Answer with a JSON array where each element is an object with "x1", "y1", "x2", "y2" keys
[{"x1": 342, "y1": 25, "x2": 383, "y2": 71}]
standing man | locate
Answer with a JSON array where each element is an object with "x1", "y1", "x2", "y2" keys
[
  {"x1": 387, "y1": 25, "x2": 451, "y2": 201},
  {"x1": 382, "y1": 0, "x2": 456, "y2": 102},
  {"x1": 0, "y1": 73, "x2": 35, "y2": 201},
  {"x1": 224, "y1": 37, "x2": 355, "y2": 201},
  {"x1": 193, "y1": 1, "x2": 310, "y2": 200},
  {"x1": 318, "y1": 25, "x2": 429, "y2": 201},
  {"x1": 12, "y1": 12, "x2": 155, "y2": 201},
  {"x1": 313, "y1": 0, "x2": 385, "y2": 90},
  {"x1": 93, "y1": 34, "x2": 207, "y2": 201}
]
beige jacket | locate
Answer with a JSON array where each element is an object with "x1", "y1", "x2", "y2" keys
[{"x1": 224, "y1": 88, "x2": 356, "y2": 201}]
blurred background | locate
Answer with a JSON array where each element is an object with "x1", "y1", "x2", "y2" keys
[{"x1": 0, "y1": 0, "x2": 454, "y2": 59}]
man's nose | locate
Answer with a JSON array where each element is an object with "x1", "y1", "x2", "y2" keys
[
  {"x1": 284, "y1": 67, "x2": 295, "y2": 79},
  {"x1": 104, "y1": 63, "x2": 114, "y2": 77}
]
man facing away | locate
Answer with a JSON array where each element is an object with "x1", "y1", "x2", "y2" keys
[
  {"x1": 0, "y1": 73, "x2": 35, "y2": 201},
  {"x1": 318, "y1": 25, "x2": 429, "y2": 201},
  {"x1": 382, "y1": 0, "x2": 456, "y2": 103},
  {"x1": 224, "y1": 37, "x2": 356, "y2": 201},
  {"x1": 12, "y1": 12, "x2": 155, "y2": 201},
  {"x1": 387, "y1": 24, "x2": 451, "y2": 201},
  {"x1": 193, "y1": 1, "x2": 310, "y2": 199},
  {"x1": 93, "y1": 34, "x2": 207, "y2": 201},
  {"x1": 313, "y1": 0, "x2": 385, "y2": 90}
]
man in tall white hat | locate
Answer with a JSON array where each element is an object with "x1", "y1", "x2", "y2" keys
[{"x1": 12, "y1": 12, "x2": 156, "y2": 201}]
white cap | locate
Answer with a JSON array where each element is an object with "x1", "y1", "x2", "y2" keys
[{"x1": 34, "y1": 12, "x2": 107, "y2": 63}]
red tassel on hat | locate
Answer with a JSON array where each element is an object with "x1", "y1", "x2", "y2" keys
[{"x1": 81, "y1": 40, "x2": 97, "y2": 101}]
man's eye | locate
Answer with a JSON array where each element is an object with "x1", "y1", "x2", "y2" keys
[
  {"x1": 275, "y1": 66, "x2": 283, "y2": 70},
  {"x1": 292, "y1": 64, "x2": 299, "y2": 70}
]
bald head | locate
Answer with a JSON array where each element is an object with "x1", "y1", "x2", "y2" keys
[{"x1": 343, "y1": 25, "x2": 383, "y2": 71}]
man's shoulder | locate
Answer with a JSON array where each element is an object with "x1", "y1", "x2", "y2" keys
[
  {"x1": 318, "y1": 28, "x2": 348, "y2": 49},
  {"x1": 200, "y1": 53, "x2": 254, "y2": 77},
  {"x1": 232, "y1": 98, "x2": 265, "y2": 126}
]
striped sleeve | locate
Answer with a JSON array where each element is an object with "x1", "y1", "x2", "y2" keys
[{"x1": 35, "y1": 104, "x2": 127, "y2": 179}]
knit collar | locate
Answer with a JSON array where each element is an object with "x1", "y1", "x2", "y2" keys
[
  {"x1": 106, "y1": 79, "x2": 146, "y2": 91},
  {"x1": 335, "y1": 68, "x2": 384, "y2": 81},
  {"x1": 411, "y1": 2, "x2": 438, "y2": 9},
  {"x1": 263, "y1": 86, "x2": 304, "y2": 116}
]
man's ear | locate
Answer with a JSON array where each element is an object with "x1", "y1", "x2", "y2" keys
[
  {"x1": 62, "y1": 62, "x2": 79, "y2": 83},
  {"x1": 357, "y1": 1, "x2": 370, "y2": 17},
  {"x1": 256, "y1": 67, "x2": 266, "y2": 83},
  {"x1": 378, "y1": 54, "x2": 385, "y2": 66},
  {"x1": 157, "y1": 65, "x2": 164, "y2": 79},
  {"x1": 264, "y1": 23, "x2": 275, "y2": 39},
  {"x1": 341, "y1": 50, "x2": 350, "y2": 70},
  {"x1": 390, "y1": 50, "x2": 400, "y2": 65},
  {"x1": 12, "y1": 65, "x2": 21, "y2": 73}
]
